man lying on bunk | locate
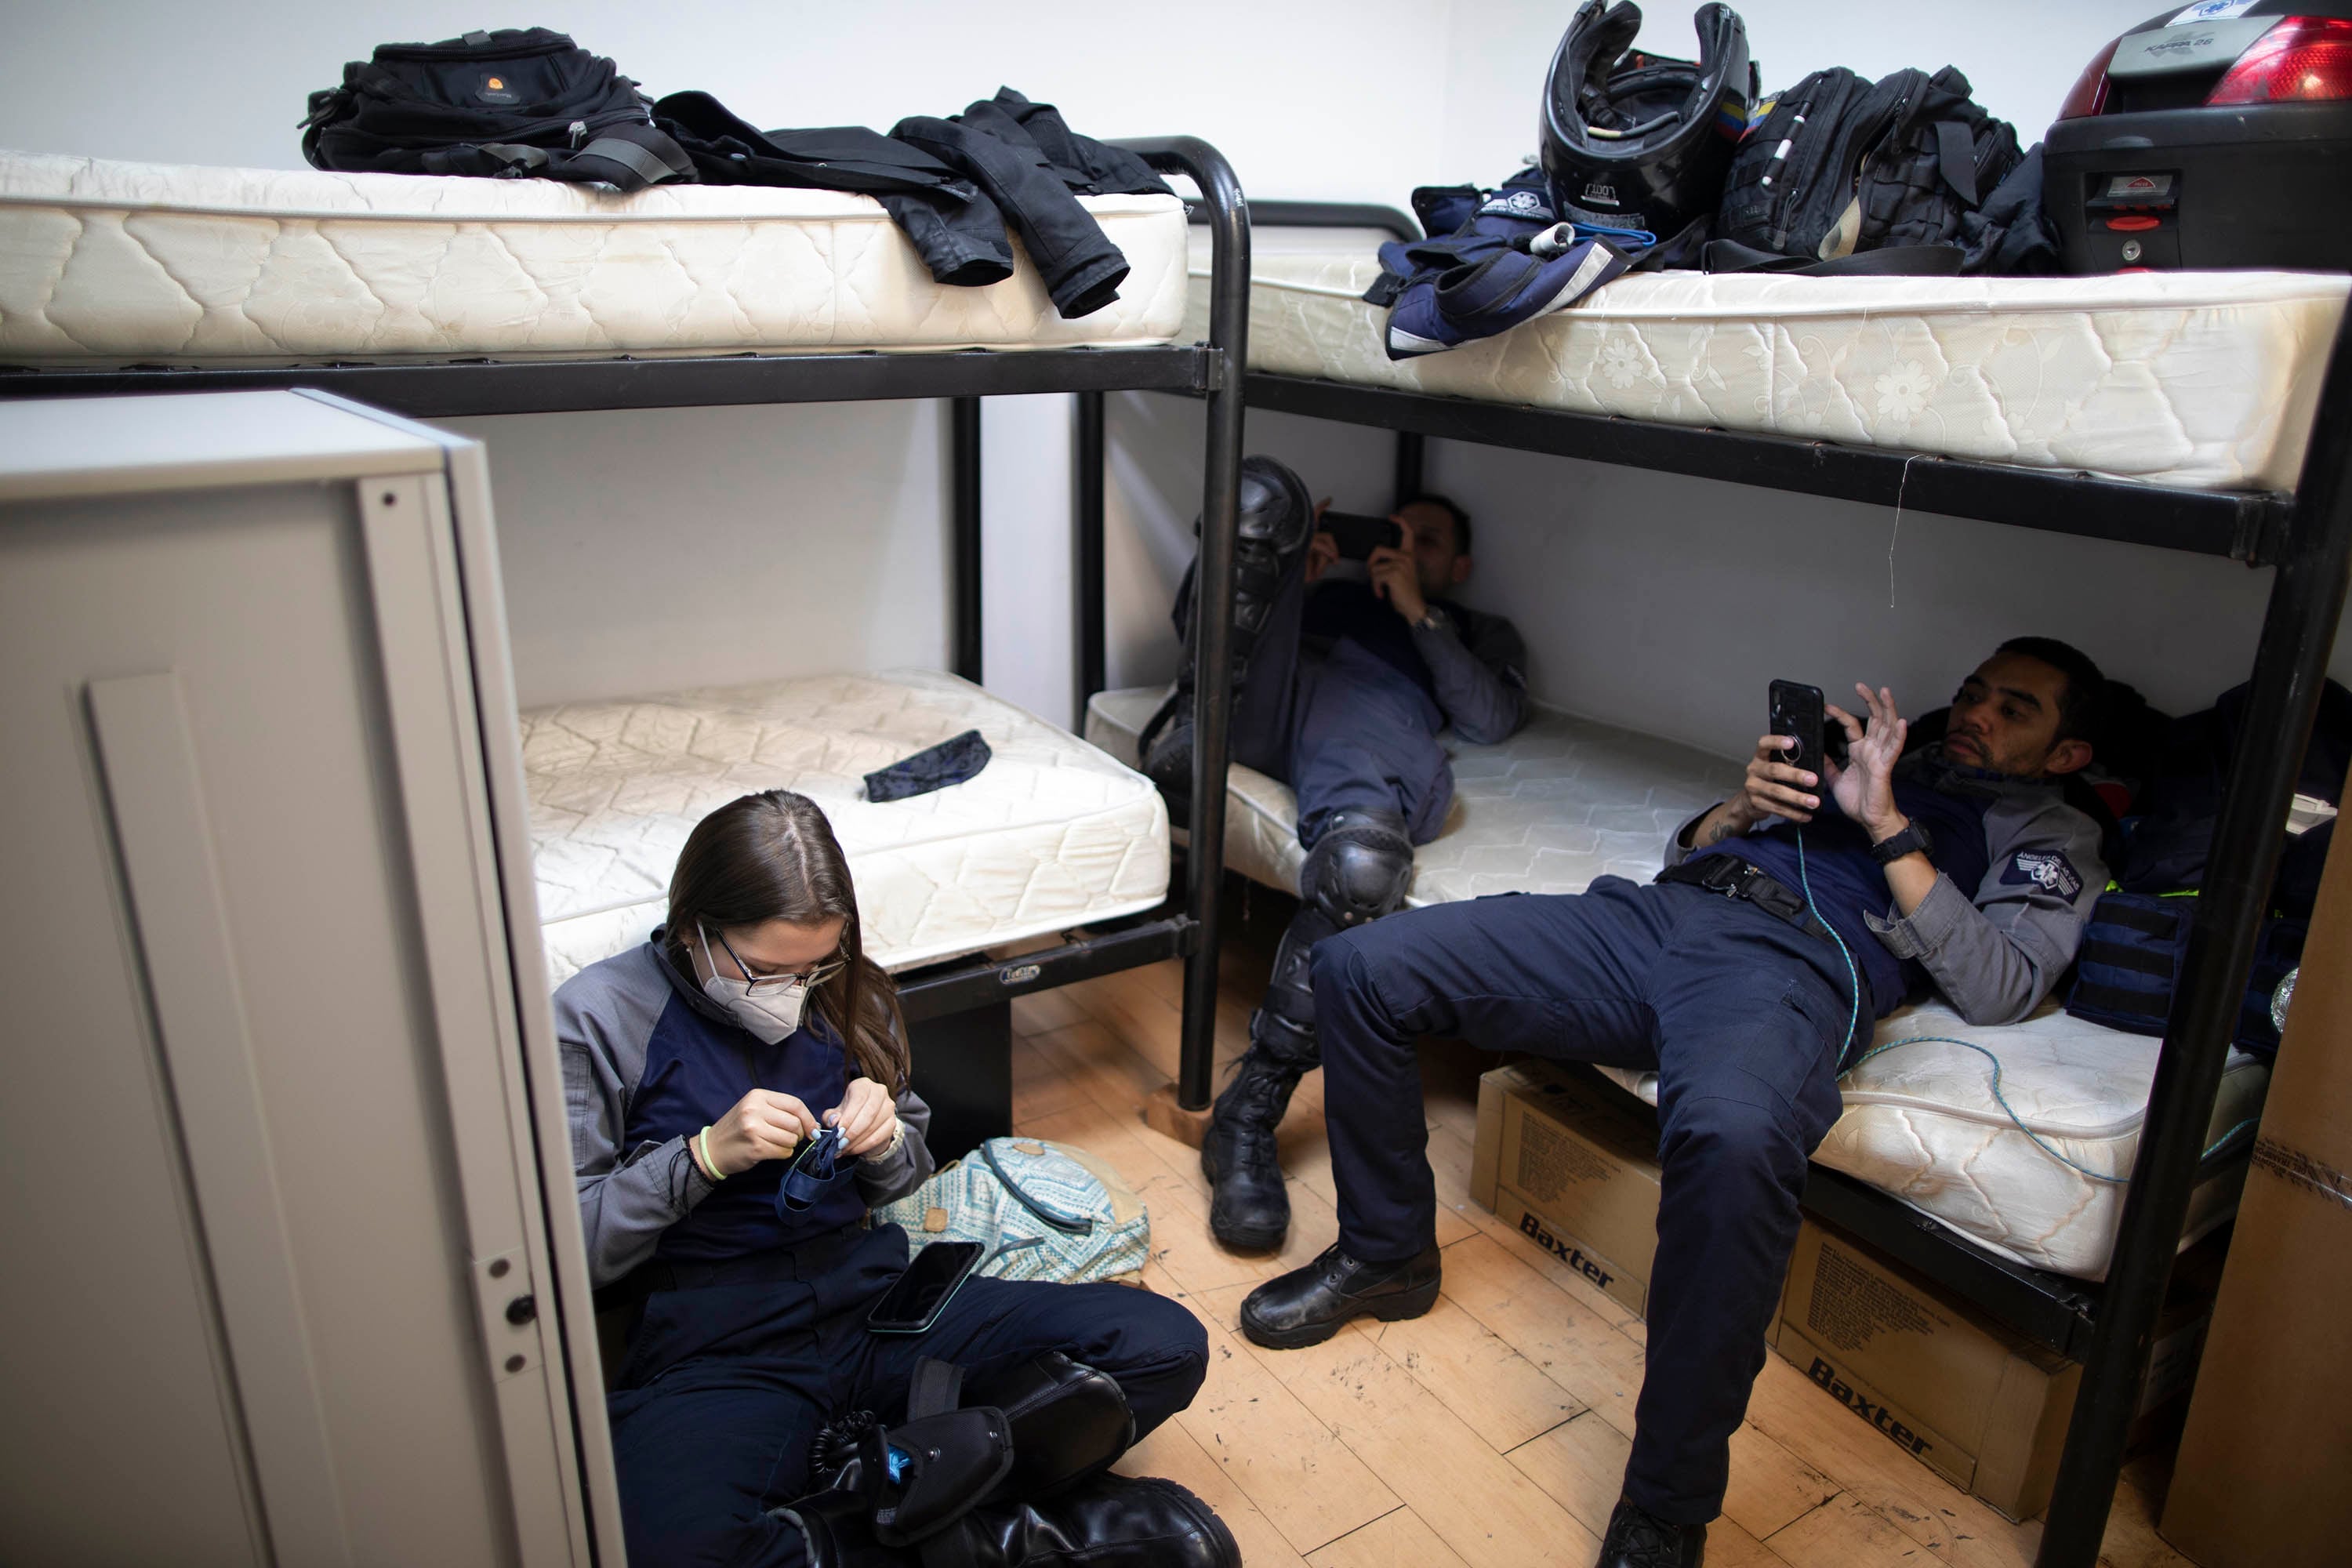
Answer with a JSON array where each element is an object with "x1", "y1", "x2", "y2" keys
[
  {"x1": 1234, "y1": 639, "x2": 2110, "y2": 1568},
  {"x1": 557, "y1": 790, "x2": 1231, "y2": 1568},
  {"x1": 1137, "y1": 456, "x2": 1529, "y2": 1250}
]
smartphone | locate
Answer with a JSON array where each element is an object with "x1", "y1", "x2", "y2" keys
[
  {"x1": 866, "y1": 1240, "x2": 986, "y2": 1334},
  {"x1": 1768, "y1": 680, "x2": 1849, "y2": 773},
  {"x1": 1323, "y1": 510, "x2": 1404, "y2": 561}
]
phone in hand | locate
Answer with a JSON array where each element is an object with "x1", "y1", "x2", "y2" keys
[
  {"x1": 1768, "y1": 680, "x2": 1849, "y2": 774},
  {"x1": 1322, "y1": 510, "x2": 1405, "y2": 561},
  {"x1": 866, "y1": 1240, "x2": 986, "y2": 1334}
]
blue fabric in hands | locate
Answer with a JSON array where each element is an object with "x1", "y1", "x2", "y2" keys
[
  {"x1": 779, "y1": 1124, "x2": 859, "y2": 1215},
  {"x1": 866, "y1": 729, "x2": 992, "y2": 803}
]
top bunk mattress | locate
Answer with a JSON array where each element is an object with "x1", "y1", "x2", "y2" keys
[
  {"x1": 1181, "y1": 240, "x2": 2350, "y2": 492},
  {"x1": 0, "y1": 151, "x2": 1189, "y2": 366},
  {"x1": 526, "y1": 670, "x2": 1170, "y2": 986}
]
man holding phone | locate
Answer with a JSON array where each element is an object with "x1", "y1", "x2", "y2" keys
[
  {"x1": 1235, "y1": 639, "x2": 2110, "y2": 1568},
  {"x1": 1139, "y1": 457, "x2": 1528, "y2": 1251}
]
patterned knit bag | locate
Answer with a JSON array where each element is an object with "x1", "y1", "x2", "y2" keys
[{"x1": 872, "y1": 1137, "x2": 1149, "y2": 1286}]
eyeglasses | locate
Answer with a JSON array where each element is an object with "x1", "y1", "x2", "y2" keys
[{"x1": 709, "y1": 926, "x2": 847, "y2": 996}]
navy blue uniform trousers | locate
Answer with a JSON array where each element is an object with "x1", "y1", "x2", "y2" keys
[
  {"x1": 1312, "y1": 878, "x2": 1853, "y2": 1523},
  {"x1": 608, "y1": 1225, "x2": 1209, "y2": 1567}
]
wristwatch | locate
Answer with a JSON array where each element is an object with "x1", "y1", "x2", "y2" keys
[
  {"x1": 1413, "y1": 606, "x2": 1450, "y2": 634},
  {"x1": 1869, "y1": 819, "x2": 1934, "y2": 866}
]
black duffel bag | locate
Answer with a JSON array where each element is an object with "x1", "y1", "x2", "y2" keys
[{"x1": 303, "y1": 27, "x2": 692, "y2": 194}]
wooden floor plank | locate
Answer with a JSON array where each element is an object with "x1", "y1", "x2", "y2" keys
[
  {"x1": 1726, "y1": 1419, "x2": 1842, "y2": 1541},
  {"x1": 1203, "y1": 1283, "x2": 1606, "y2": 1568},
  {"x1": 1356, "y1": 1292, "x2": 1585, "y2": 1454},
  {"x1": 1167, "y1": 1294, "x2": 1403, "y2": 1555},
  {"x1": 1114, "y1": 1419, "x2": 1311, "y2": 1568},
  {"x1": 1767, "y1": 1493, "x2": 1941, "y2": 1567},
  {"x1": 1433, "y1": 1233, "x2": 1649, "y2": 1439},
  {"x1": 1306, "y1": 1505, "x2": 1475, "y2": 1568},
  {"x1": 1504, "y1": 1409, "x2": 1631, "y2": 1537}
]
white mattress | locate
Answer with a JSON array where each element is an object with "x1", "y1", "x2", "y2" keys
[
  {"x1": 0, "y1": 151, "x2": 1188, "y2": 365},
  {"x1": 524, "y1": 670, "x2": 1168, "y2": 986},
  {"x1": 1179, "y1": 241, "x2": 2349, "y2": 492},
  {"x1": 1087, "y1": 682, "x2": 2263, "y2": 1279},
  {"x1": 1085, "y1": 685, "x2": 1745, "y2": 905}
]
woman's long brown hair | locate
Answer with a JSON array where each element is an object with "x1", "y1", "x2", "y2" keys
[{"x1": 662, "y1": 790, "x2": 910, "y2": 1091}]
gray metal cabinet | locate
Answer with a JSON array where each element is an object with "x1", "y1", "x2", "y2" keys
[{"x1": 0, "y1": 391, "x2": 619, "y2": 1565}]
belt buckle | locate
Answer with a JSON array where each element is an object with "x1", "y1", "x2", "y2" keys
[{"x1": 1699, "y1": 857, "x2": 1749, "y2": 897}]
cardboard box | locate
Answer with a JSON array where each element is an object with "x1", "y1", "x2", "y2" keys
[
  {"x1": 2162, "y1": 826, "x2": 2352, "y2": 1568},
  {"x1": 1471, "y1": 1064, "x2": 1661, "y2": 1316},
  {"x1": 1775, "y1": 1219, "x2": 2211, "y2": 1522}
]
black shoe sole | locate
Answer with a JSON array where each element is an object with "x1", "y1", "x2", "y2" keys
[
  {"x1": 1200, "y1": 1142, "x2": 1289, "y2": 1251},
  {"x1": 1237, "y1": 1275, "x2": 1441, "y2": 1350}
]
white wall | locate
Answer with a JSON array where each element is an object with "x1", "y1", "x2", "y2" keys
[{"x1": 9, "y1": 0, "x2": 2312, "y2": 746}]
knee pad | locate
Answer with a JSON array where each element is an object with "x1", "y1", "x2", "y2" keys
[
  {"x1": 1300, "y1": 810, "x2": 1415, "y2": 931},
  {"x1": 960, "y1": 1352, "x2": 1135, "y2": 1503},
  {"x1": 1234, "y1": 455, "x2": 1312, "y2": 553}
]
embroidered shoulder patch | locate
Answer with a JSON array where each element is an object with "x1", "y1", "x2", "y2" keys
[{"x1": 2004, "y1": 850, "x2": 2083, "y2": 900}]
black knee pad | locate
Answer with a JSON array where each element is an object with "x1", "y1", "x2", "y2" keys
[
  {"x1": 1300, "y1": 811, "x2": 1415, "y2": 931},
  {"x1": 960, "y1": 1352, "x2": 1136, "y2": 1503}
]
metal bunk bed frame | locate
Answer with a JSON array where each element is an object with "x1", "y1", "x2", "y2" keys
[
  {"x1": 1098, "y1": 198, "x2": 2352, "y2": 1566},
  {"x1": 0, "y1": 137, "x2": 1251, "y2": 1165}
]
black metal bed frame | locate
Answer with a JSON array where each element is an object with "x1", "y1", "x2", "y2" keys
[
  {"x1": 0, "y1": 136, "x2": 1249, "y2": 1157},
  {"x1": 1103, "y1": 197, "x2": 2352, "y2": 1565}
]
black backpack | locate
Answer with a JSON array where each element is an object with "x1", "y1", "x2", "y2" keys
[
  {"x1": 1712, "y1": 65, "x2": 2032, "y2": 274},
  {"x1": 303, "y1": 28, "x2": 693, "y2": 194}
]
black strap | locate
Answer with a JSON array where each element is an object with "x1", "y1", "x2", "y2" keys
[
  {"x1": 978, "y1": 1141, "x2": 1094, "y2": 1235},
  {"x1": 2068, "y1": 978, "x2": 2170, "y2": 1026},
  {"x1": 906, "y1": 1357, "x2": 966, "y2": 1420},
  {"x1": 1933, "y1": 121, "x2": 1980, "y2": 205},
  {"x1": 2080, "y1": 937, "x2": 2177, "y2": 981},
  {"x1": 1702, "y1": 238, "x2": 1966, "y2": 278},
  {"x1": 2096, "y1": 899, "x2": 2183, "y2": 939}
]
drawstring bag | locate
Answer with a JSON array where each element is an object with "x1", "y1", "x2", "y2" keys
[{"x1": 871, "y1": 1138, "x2": 1149, "y2": 1286}]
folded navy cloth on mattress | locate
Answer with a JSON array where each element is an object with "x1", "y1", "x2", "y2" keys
[{"x1": 865, "y1": 729, "x2": 993, "y2": 803}]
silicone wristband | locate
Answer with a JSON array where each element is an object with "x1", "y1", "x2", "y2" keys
[{"x1": 695, "y1": 1125, "x2": 725, "y2": 1181}]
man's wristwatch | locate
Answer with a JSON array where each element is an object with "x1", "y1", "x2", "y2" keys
[
  {"x1": 1412, "y1": 606, "x2": 1450, "y2": 634},
  {"x1": 1869, "y1": 819, "x2": 1934, "y2": 866}
]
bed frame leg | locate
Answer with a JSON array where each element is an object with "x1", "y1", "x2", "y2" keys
[
  {"x1": 1074, "y1": 390, "x2": 1106, "y2": 731},
  {"x1": 1112, "y1": 136, "x2": 1252, "y2": 1115},
  {"x1": 2034, "y1": 310, "x2": 2352, "y2": 1566},
  {"x1": 1393, "y1": 430, "x2": 1425, "y2": 510},
  {"x1": 952, "y1": 397, "x2": 982, "y2": 684}
]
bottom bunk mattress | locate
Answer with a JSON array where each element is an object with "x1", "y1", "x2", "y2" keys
[
  {"x1": 525, "y1": 670, "x2": 1169, "y2": 985},
  {"x1": 1086, "y1": 683, "x2": 2265, "y2": 1279}
]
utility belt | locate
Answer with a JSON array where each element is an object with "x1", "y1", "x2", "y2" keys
[{"x1": 1655, "y1": 855, "x2": 1836, "y2": 946}]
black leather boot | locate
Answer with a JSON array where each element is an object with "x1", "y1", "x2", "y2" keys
[
  {"x1": 1138, "y1": 455, "x2": 1314, "y2": 820},
  {"x1": 1200, "y1": 1007, "x2": 1317, "y2": 1250},
  {"x1": 1594, "y1": 1497, "x2": 1706, "y2": 1568},
  {"x1": 1238, "y1": 1243, "x2": 1442, "y2": 1348},
  {"x1": 789, "y1": 1475, "x2": 1240, "y2": 1568}
]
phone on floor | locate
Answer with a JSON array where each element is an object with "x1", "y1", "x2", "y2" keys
[
  {"x1": 1322, "y1": 510, "x2": 1405, "y2": 561},
  {"x1": 1768, "y1": 680, "x2": 1849, "y2": 773},
  {"x1": 866, "y1": 1240, "x2": 986, "y2": 1334}
]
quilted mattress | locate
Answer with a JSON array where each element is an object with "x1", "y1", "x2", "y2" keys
[
  {"x1": 0, "y1": 151, "x2": 1187, "y2": 365},
  {"x1": 1087, "y1": 683, "x2": 2263, "y2": 1278},
  {"x1": 525, "y1": 671, "x2": 1168, "y2": 986},
  {"x1": 1178, "y1": 243, "x2": 2349, "y2": 492}
]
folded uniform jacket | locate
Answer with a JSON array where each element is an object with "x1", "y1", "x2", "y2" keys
[
  {"x1": 866, "y1": 729, "x2": 993, "y2": 804},
  {"x1": 654, "y1": 91, "x2": 1015, "y2": 288},
  {"x1": 892, "y1": 88, "x2": 1169, "y2": 320}
]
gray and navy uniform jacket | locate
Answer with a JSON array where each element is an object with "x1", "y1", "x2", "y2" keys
[
  {"x1": 556, "y1": 936, "x2": 935, "y2": 1291},
  {"x1": 1670, "y1": 745, "x2": 2108, "y2": 1026}
]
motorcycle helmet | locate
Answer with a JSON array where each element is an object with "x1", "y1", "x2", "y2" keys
[
  {"x1": 1539, "y1": 1, "x2": 1758, "y2": 242},
  {"x1": 2044, "y1": 1, "x2": 2352, "y2": 271}
]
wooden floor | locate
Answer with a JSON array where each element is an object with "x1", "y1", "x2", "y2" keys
[{"x1": 1023, "y1": 917, "x2": 2198, "y2": 1568}]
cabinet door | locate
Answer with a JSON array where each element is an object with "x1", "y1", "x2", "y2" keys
[{"x1": 0, "y1": 472, "x2": 584, "y2": 1565}]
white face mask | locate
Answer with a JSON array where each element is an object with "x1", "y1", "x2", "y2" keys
[{"x1": 697, "y1": 924, "x2": 812, "y2": 1044}]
